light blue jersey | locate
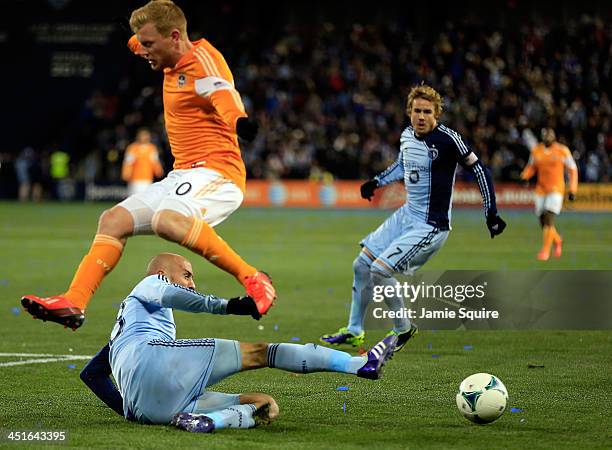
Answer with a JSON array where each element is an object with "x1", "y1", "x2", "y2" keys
[
  {"x1": 374, "y1": 125, "x2": 497, "y2": 231},
  {"x1": 362, "y1": 124, "x2": 498, "y2": 274},
  {"x1": 109, "y1": 275, "x2": 231, "y2": 423},
  {"x1": 347, "y1": 124, "x2": 501, "y2": 335}
]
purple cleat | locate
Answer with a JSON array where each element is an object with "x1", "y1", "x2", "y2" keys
[
  {"x1": 170, "y1": 412, "x2": 216, "y2": 433},
  {"x1": 357, "y1": 334, "x2": 398, "y2": 380}
]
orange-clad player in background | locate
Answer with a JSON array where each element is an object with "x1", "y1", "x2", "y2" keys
[
  {"x1": 521, "y1": 128, "x2": 578, "y2": 261},
  {"x1": 21, "y1": 0, "x2": 276, "y2": 330},
  {"x1": 121, "y1": 128, "x2": 164, "y2": 196}
]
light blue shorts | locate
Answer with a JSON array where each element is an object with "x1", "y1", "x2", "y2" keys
[
  {"x1": 123, "y1": 338, "x2": 243, "y2": 424},
  {"x1": 361, "y1": 205, "x2": 449, "y2": 275}
]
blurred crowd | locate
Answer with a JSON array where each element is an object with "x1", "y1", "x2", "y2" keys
[
  {"x1": 236, "y1": 13, "x2": 611, "y2": 182},
  {"x1": 9, "y1": 12, "x2": 612, "y2": 198}
]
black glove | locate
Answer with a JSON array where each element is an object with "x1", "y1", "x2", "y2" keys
[
  {"x1": 486, "y1": 214, "x2": 507, "y2": 239},
  {"x1": 568, "y1": 192, "x2": 575, "y2": 202},
  {"x1": 226, "y1": 296, "x2": 261, "y2": 320},
  {"x1": 360, "y1": 179, "x2": 379, "y2": 201},
  {"x1": 236, "y1": 117, "x2": 258, "y2": 142}
]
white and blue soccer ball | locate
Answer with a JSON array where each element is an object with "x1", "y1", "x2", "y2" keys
[{"x1": 456, "y1": 373, "x2": 508, "y2": 424}]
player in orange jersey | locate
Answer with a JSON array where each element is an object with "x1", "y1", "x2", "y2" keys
[
  {"x1": 122, "y1": 128, "x2": 164, "y2": 196},
  {"x1": 21, "y1": 0, "x2": 276, "y2": 330},
  {"x1": 521, "y1": 128, "x2": 578, "y2": 261}
]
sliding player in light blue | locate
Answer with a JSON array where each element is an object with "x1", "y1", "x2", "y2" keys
[
  {"x1": 321, "y1": 84, "x2": 506, "y2": 351},
  {"x1": 81, "y1": 253, "x2": 396, "y2": 433}
]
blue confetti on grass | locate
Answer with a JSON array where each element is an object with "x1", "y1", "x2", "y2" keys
[
  {"x1": 336, "y1": 386, "x2": 349, "y2": 391},
  {"x1": 343, "y1": 402, "x2": 346, "y2": 414},
  {"x1": 463, "y1": 345, "x2": 473, "y2": 350},
  {"x1": 431, "y1": 354, "x2": 440, "y2": 358},
  {"x1": 274, "y1": 325, "x2": 279, "y2": 331},
  {"x1": 291, "y1": 337, "x2": 300, "y2": 341},
  {"x1": 0, "y1": 279, "x2": 9, "y2": 286},
  {"x1": 67, "y1": 364, "x2": 76, "y2": 369},
  {"x1": 328, "y1": 288, "x2": 334, "y2": 295},
  {"x1": 11, "y1": 307, "x2": 21, "y2": 316},
  {"x1": 510, "y1": 407, "x2": 523, "y2": 413},
  {"x1": 427, "y1": 343, "x2": 432, "y2": 349}
]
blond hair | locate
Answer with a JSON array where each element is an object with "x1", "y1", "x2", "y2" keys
[
  {"x1": 406, "y1": 84, "x2": 444, "y2": 117},
  {"x1": 129, "y1": 0, "x2": 188, "y2": 37}
]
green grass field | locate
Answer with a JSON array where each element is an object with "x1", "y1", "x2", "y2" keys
[{"x1": 1, "y1": 202, "x2": 611, "y2": 449}]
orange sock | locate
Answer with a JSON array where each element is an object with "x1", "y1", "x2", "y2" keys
[
  {"x1": 541, "y1": 226, "x2": 555, "y2": 254},
  {"x1": 181, "y1": 218, "x2": 256, "y2": 284},
  {"x1": 550, "y1": 226, "x2": 562, "y2": 244},
  {"x1": 64, "y1": 234, "x2": 124, "y2": 310}
]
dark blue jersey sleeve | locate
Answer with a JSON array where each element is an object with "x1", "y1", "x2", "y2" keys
[
  {"x1": 468, "y1": 160, "x2": 498, "y2": 217},
  {"x1": 443, "y1": 125, "x2": 498, "y2": 217},
  {"x1": 79, "y1": 344, "x2": 125, "y2": 417}
]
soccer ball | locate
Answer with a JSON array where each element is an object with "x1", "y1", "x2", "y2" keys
[{"x1": 456, "y1": 373, "x2": 508, "y2": 424}]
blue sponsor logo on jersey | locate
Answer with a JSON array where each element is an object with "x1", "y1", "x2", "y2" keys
[{"x1": 406, "y1": 162, "x2": 428, "y2": 172}]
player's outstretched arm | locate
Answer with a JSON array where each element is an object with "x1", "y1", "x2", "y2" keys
[
  {"x1": 79, "y1": 344, "x2": 124, "y2": 417},
  {"x1": 520, "y1": 152, "x2": 536, "y2": 181},
  {"x1": 361, "y1": 150, "x2": 405, "y2": 201},
  {"x1": 563, "y1": 147, "x2": 578, "y2": 201},
  {"x1": 461, "y1": 155, "x2": 506, "y2": 238},
  {"x1": 132, "y1": 275, "x2": 260, "y2": 318},
  {"x1": 374, "y1": 153, "x2": 404, "y2": 187},
  {"x1": 132, "y1": 275, "x2": 227, "y2": 314}
]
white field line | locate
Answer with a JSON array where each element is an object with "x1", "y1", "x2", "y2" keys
[{"x1": 0, "y1": 352, "x2": 92, "y2": 368}]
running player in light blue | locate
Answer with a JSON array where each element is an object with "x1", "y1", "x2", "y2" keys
[
  {"x1": 321, "y1": 84, "x2": 506, "y2": 352},
  {"x1": 80, "y1": 253, "x2": 397, "y2": 433}
]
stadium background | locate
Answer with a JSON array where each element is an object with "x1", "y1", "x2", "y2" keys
[
  {"x1": 0, "y1": 0, "x2": 610, "y2": 209},
  {"x1": 1, "y1": 1, "x2": 611, "y2": 448}
]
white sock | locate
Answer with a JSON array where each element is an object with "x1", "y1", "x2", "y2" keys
[
  {"x1": 206, "y1": 404, "x2": 256, "y2": 429},
  {"x1": 267, "y1": 343, "x2": 366, "y2": 374}
]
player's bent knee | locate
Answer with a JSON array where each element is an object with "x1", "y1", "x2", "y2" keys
[
  {"x1": 151, "y1": 210, "x2": 192, "y2": 243},
  {"x1": 98, "y1": 206, "x2": 134, "y2": 239},
  {"x1": 371, "y1": 260, "x2": 394, "y2": 279},
  {"x1": 353, "y1": 253, "x2": 372, "y2": 277}
]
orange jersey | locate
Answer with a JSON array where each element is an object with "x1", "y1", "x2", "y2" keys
[
  {"x1": 128, "y1": 36, "x2": 248, "y2": 192},
  {"x1": 521, "y1": 142, "x2": 578, "y2": 195},
  {"x1": 122, "y1": 142, "x2": 163, "y2": 183}
]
